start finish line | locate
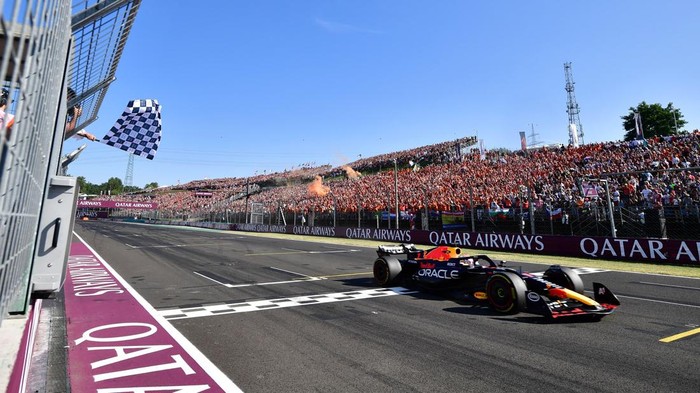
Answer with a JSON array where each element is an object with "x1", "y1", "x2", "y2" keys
[{"x1": 65, "y1": 235, "x2": 241, "y2": 392}]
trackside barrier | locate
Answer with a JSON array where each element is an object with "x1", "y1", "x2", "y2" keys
[
  {"x1": 32, "y1": 176, "x2": 79, "y2": 293},
  {"x1": 150, "y1": 220, "x2": 700, "y2": 265}
]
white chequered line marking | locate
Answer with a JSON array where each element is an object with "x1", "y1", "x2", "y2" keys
[{"x1": 159, "y1": 287, "x2": 416, "y2": 320}]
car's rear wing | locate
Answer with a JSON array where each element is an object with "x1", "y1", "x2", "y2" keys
[{"x1": 376, "y1": 243, "x2": 422, "y2": 257}]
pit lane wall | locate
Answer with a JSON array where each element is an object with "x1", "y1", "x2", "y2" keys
[{"x1": 152, "y1": 221, "x2": 700, "y2": 265}]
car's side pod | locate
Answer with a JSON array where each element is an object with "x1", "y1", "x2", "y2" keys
[{"x1": 592, "y1": 282, "x2": 621, "y2": 307}]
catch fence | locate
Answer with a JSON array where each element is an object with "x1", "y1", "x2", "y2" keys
[
  {"x1": 1, "y1": 0, "x2": 72, "y2": 324},
  {"x1": 0, "y1": 0, "x2": 141, "y2": 327},
  {"x1": 149, "y1": 192, "x2": 700, "y2": 241}
]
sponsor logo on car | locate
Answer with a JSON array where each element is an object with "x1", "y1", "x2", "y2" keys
[
  {"x1": 473, "y1": 291, "x2": 487, "y2": 300},
  {"x1": 527, "y1": 292, "x2": 541, "y2": 302},
  {"x1": 417, "y1": 268, "x2": 459, "y2": 279}
]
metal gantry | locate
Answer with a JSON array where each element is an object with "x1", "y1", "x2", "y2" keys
[{"x1": 564, "y1": 62, "x2": 584, "y2": 146}]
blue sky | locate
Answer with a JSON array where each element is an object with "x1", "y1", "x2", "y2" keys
[{"x1": 62, "y1": 0, "x2": 700, "y2": 188}]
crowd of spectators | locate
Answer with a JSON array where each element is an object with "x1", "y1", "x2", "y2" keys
[
  {"x1": 88, "y1": 132, "x2": 700, "y2": 219},
  {"x1": 333, "y1": 136, "x2": 478, "y2": 176}
]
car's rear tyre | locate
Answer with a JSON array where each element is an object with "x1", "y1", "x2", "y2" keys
[
  {"x1": 373, "y1": 256, "x2": 402, "y2": 287},
  {"x1": 543, "y1": 266, "x2": 584, "y2": 294},
  {"x1": 486, "y1": 272, "x2": 527, "y2": 314}
]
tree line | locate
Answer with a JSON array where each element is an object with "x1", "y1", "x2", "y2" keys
[
  {"x1": 76, "y1": 176, "x2": 158, "y2": 196},
  {"x1": 622, "y1": 102, "x2": 688, "y2": 140}
]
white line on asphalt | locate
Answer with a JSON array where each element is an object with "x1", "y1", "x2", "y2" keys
[
  {"x1": 193, "y1": 271, "x2": 230, "y2": 286},
  {"x1": 637, "y1": 281, "x2": 700, "y2": 291},
  {"x1": 245, "y1": 249, "x2": 361, "y2": 256},
  {"x1": 615, "y1": 294, "x2": 700, "y2": 309},
  {"x1": 226, "y1": 277, "x2": 323, "y2": 288},
  {"x1": 309, "y1": 249, "x2": 360, "y2": 254},
  {"x1": 193, "y1": 269, "x2": 325, "y2": 289},
  {"x1": 125, "y1": 243, "x2": 223, "y2": 249},
  {"x1": 268, "y1": 266, "x2": 314, "y2": 278}
]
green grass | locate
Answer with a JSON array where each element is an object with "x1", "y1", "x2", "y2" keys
[{"x1": 227, "y1": 231, "x2": 700, "y2": 278}]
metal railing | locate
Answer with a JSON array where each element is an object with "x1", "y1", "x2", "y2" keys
[{"x1": 134, "y1": 175, "x2": 700, "y2": 242}]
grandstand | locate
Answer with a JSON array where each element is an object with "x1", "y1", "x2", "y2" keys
[{"x1": 85, "y1": 131, "x2": 700, "y2": 240}]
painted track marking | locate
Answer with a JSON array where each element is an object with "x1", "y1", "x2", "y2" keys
[
  {"x1": 268, "y1": 266, "x2": 314, "y2": 278},
  {"x1": 226, "y1": 277, "x2": 322, "y2": 288},
  {"x1": 637, "y1": 281, "x2": 700, "y2": 291},
  {"x1": 193, "y1": 270, "x2": 324, "y2": 289},
  {"x1": 245, "y1": 249, "x2": 360, "y2": 256},
  {"x1": 193, "y1": 271, "x2": 230, "y2": 286},
  {"x1": 321, "y1": 272, "x2": 372, "y2": 279},
  {"x1": 659, "y1": 327, "x2": 700, "y2": 343},
  {"x1": 71, "y1": 233, "x2": 243, "y2": 391},
  {"x1": 158, "y1": 287, "x2": 416, "y2": 320},
  {"x1": 615, "y1": 294, "x2": 700, "y2": 309},
  {"x1": 126, "y1": 243, "x2": 224, "y2": 249},
  {"x1": 192, "y1": 267, "x2": 371, "y2": 289}
]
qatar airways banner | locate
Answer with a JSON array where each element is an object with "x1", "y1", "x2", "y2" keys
[
  {"x1": 219, "y1": 223, "x2": 700, "y2": 265},
  {"x1": 77, "y1": 200, "x2": 158, "y2": 210}
]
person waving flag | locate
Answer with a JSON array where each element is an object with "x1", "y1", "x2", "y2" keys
[{"x1": 100, "y1": 99, "x2": 162, "y2": 159}]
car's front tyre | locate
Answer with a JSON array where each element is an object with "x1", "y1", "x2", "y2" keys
[
  {"x1": 486, "y1": 272, "x2": 527, "y2": 314},
  {"x1": 543, "y1": 266, "x2": 585, "y2": 294}
]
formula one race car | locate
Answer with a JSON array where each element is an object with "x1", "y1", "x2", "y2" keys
[{"x1": 373, "y1": 244, "x2": 620, "y2": 320}]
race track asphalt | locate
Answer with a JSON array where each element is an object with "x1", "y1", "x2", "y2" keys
[{"x1": 73, "y1": 220, "x2": 700, "y2": 393}]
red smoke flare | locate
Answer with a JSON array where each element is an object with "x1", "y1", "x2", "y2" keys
[
  {"x1": 341, "y1": 165, "x2": 361, "y2": 180},
  {"x1": 308, "y1": 175, "x2": 330, "y2": 197}
]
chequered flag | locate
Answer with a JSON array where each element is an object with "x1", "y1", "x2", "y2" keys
[{"x1": 101, "y1": 99, "x2": 162, "y2": 160}]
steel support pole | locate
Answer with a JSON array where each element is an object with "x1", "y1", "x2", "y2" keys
[{"x1": 394, "y1": 159, "x2": 399, "y2": 229}]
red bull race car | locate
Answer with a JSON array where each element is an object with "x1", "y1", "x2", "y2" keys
[{"x1": 373, "y1": 244, "x2": 620, "y2": 321}]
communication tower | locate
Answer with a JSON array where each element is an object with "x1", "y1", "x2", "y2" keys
[
  {"x1": 124, "y1": 154, "x2": 134, "y2": 187},
  {"x1": 526, "y1": 123, "x2": 543, "y2": 148},
  {"x1": 564, "y1": 62, "x2": 584, "y2": 146}
]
